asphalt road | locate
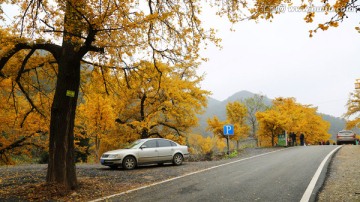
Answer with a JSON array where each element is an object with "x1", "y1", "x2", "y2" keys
[{"x1": 97, "y1": 145, "x2": 340, "y2": 202}]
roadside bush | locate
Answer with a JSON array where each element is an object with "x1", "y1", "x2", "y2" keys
[
  {"x1": 226, "y1": 150, "x2": 238, "y2": 159},
  {"x1": 188, "y1": 134, "x2": 226, "y2": 161}
]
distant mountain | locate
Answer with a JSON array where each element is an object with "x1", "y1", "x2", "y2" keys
[
  {"x1": 320, "y1": 114, "x2": 346, "y2": 140},
  {"x1": 195, "y1": 90, "x2": 346, "y2": 140},
  {"x1": 196, "y1": 90, "x2": 272, "y2": 136}
]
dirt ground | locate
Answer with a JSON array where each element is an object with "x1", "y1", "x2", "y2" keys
[
  {"x1": 317, "y1": 145, "x2": 360, "y2": 201},
  {"x1": 0, "y1": 146, "x2": 358, "y2": 201}
]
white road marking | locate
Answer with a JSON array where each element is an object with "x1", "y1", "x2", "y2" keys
[
  {"x1": 89, "y1": 148, "x2": 286, "y2": 202},
  {"x1": 300, "y1": 146, "x2": 342, "y2": 202}
]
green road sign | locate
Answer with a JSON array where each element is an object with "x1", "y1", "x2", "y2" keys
[{"x1": 66, "y1": 90, "x2": 75, "y2": 97}]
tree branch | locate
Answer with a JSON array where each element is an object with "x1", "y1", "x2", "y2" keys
[
  {"x1": 158, "y1": 122, "x2": 182, "y2": 136},
  {"x1": 0, "y1": 43, "x2": 61, "y2": 72},
  {"x1": 15, "y1": 49, "x2": 46, "y2": 118},
  {"x1": 0, "y1": 133, "x2": 41, "y2": 156}
]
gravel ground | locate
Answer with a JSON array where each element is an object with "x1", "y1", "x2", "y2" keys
[
  {"x1": 317, "y1": 145, "x2": 360, "y2": 202},
  {"x1": 0, "y1": 146, "x2": 358, "y2": 201}
]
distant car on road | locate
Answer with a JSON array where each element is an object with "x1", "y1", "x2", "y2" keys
[
  {"x1": 100, "y1": 138, "x2": 189, "y2": 170},
  {"x1": 336, "y1": 130, "x2": 357, "y2": 145}
]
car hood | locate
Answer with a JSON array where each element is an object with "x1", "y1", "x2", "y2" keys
[{"x1": 103, "y1": 148, "x2": 138, "y2": 155}]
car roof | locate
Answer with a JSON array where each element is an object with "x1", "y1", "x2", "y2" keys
[{"x1": 140, "y1": 138, "x2": 177, "y2": 143}]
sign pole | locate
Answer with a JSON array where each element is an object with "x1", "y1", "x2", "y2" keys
[
  {"x1": 226, "y1": 135, "x2": 230, "y2": 155},
  {"x1": 223, "y1": 124, "x2": 234, "y2": 155}
]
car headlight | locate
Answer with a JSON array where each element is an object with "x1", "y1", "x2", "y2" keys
[{"x1": 108, "y1": 154, "x2": 122, "y2": 159}]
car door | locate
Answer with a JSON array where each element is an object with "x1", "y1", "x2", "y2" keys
[
  {"x1": 137, "y1": 140, "x2": 158, "y2": 164},
  {"x1": 156, "y1": 139, "x2": 174, "y2": 162}
]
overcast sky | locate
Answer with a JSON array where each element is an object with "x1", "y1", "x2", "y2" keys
[{"x1": 198, "y1": 4, "x2": 360, "y2": 118}]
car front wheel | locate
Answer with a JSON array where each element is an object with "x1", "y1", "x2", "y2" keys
[
  {"x1": 122, "y1": 156, "x2": 136, "y2": 170},
  {"x1": 173, "y1": 153, "x2": 183, "y2": 166}
]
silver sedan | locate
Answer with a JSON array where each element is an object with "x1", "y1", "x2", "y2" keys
[
  {"x1": 100, "y1": 138, "x2": 189, "y2": 170},
  {"x1": 336, "y1": 130, "x2": 357, "y2": 145}
]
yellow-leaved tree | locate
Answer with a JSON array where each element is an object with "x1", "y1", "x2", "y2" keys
[
  {"x1": 76, "y1": 69, "x2": 117, "y2": 162},
  {"x1": 1, "y1": 0, "x2": 353, "y2": 190},
  {"x1": 75, "y1": 61, "x2": 210, "y2": 161},
  {"x1": 112, "y1": 61, "x2": 210, "y2": 144},
  {"x1": 0, "y1": 0, "x2": 243, "y2": 189},
  {"x1": 207, "y1": 101, "x2": 250, "y2": 151},
  {"x1": 344, "y1": 89, "x2": 360, "y2": 129},
  {"x1": 256, "y1": 97, "x2": 331, "y2": 146},
  {"x1": 0, "y1": 41, "x2": 54, "y2": 164}
]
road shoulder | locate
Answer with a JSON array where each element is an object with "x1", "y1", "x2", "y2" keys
[{"x1": 317, "y1": 145, "x2": 360, "y2": 201}]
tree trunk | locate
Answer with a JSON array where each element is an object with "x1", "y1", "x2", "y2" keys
[
  {"x1": 46, "y1": 51, "x2": 80, "y2": 189},
  {"x1": 46, "y1": 1, "x2": 84, "y2": 190}
]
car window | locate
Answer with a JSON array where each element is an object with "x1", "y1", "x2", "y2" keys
[
  {"x1": 142, "y1": 140, "x2": 157, "y2": 148},
  {"x1": 157, "y1": 139, "x2": 172, "y2": 147},
  {"x1": 170, "y1": 141, "x2": 177, "y2": 146},
  {"x1": 125, "y1": 139, "x2": 146, "y2": 149}
]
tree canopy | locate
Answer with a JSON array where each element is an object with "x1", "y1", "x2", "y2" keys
[
  {"x1": 256, "y1": 97, "x2": 331, "y2": 146},
  {"x1": 207, "y1": 101, "x2": 250, "y2": 148},
  {"x1": 0, "y1": 0, "x2": 228, "y2": 189},
  {"x1": 0, "y1": 0, "x2": 356, "y2": 190}
]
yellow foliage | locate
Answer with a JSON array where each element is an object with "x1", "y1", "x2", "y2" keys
[
  {"x1": 207, "y1": 101, "x2": 249, "y2": 150},
  {"x1": 344, "y1": 90, "x2": 360, "y2": 131},
  {"x1": 75, "y1": 61, "x2": 209, "y2": 159},
  {"x1": 0, "y1": 51, "x2": 54, "y2": 164},
  {"x1": 188, "y1": 134, "x2": 226, "y2": 155},
  {"x1": 256, "y1": 97, "x2": 331, "y2": 146},
  {"x1": 304, "y1": 12, "x2": 315, "y2": 23}
]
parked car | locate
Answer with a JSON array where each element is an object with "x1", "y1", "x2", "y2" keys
[
  {"x1": 100, "y1": 138, "x2": 189, "y2": 170},
  {"x1": 336, "y1": 130, "x2": 357, "y2": 145}
]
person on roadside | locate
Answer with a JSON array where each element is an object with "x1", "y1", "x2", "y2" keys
[{"x1": 300, "y1": 133, "x2": 305, "y2": 146}]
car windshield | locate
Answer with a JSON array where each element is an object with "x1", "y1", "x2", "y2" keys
[
  {"x1": 339, "y1": 130, "x2": 353, "y2": 134},
  {"x1": 124, "y1": 139, "x2": 146, "y2": 149}
]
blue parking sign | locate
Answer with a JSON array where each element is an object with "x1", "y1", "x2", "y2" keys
[{"x1": 223, "y1": 124, "x2": 234, "y2": 135}]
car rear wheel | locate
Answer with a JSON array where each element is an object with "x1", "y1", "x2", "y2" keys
[
  {"x1": 122, "y1": 156, "x2": 136, "y2": 170},
  {"x1": 173, "y1": 153, "x2": 183, "y2": 166}
]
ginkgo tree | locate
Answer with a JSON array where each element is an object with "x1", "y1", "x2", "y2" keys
[
  {"x1": 256, "y1": 97, "x2": 331, "y2": 146},
  {"x1": 0, "y1": 41, "x2": 55, "y2": 164},
  {"x1": 76, "y1": 61, "x2": 209, "y2": 160},
  {"x1": 0, "y1": 0, "x2": 350, "y2": 191},
  {"x1": 207, "y1": 101, "x2": 250, "y2": 150},
  {"x1": 0, "y1": 0, "x2": 242, "y2": 189},
  {"x1": 344, "y1": 88, "x2": 360, "y2": 129},
  {"x1": 113, "y1": 61, "x2": 210, "y2": 140}
]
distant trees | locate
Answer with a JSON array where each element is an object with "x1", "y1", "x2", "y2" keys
[
  {"x1": 256, "y1": 97, "x2": 331, "y2": 146},
  {"x1": 243, "y1": 94, "x2": 268, "y2": 144},
  {"x1": 207, "y1": 101, "x2": 250, "y2": 150}
]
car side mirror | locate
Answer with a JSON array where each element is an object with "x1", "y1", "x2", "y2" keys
[{"x1": 140, "y1": 145, "x2": 147, "y2": 149}]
